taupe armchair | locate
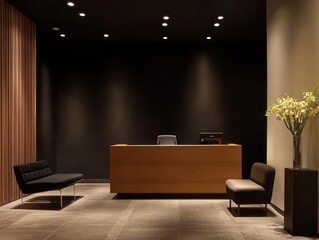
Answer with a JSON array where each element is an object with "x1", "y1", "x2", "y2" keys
[{"x1": 226, "y1": 162, "x2": 275, "y2": 215}]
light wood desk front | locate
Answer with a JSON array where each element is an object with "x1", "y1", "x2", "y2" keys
[{"x1": 110, "y1": 144, "x2": 242, "y2": 194}]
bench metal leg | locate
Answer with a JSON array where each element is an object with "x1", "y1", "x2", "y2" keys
[
  {"x1": 74, "y1": 184, "x2": 76, "y2": 200},
  {"x1": 19, "y1": 191, "x2": 25, "y2": 203},
  {"x1": 60, "y1": 190, "x2": 63, "y2": 208},
  {"x1": 60, "y1": 184, "x2": 78, "y2": 208}
]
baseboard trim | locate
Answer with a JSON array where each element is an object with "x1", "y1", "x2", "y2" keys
[
  {"x1": 81, "y1": 179, "x2": 109, "y2": 183},
  {"x1": 270, "y1": 203, "x2": 284, "y2": 216}
]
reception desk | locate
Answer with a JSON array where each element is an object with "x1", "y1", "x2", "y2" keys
[{"x1": 110, "y1": 144, "x2": 242, "y2": 194}]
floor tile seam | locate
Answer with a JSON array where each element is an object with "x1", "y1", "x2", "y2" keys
[
  {"x1": 105, "y1": 200, "x2": 137, "y2": 240},
  {"x1": 215, "y1": 201, "x2": 246, "y2": 240},
  {"x1": 44, "y1": 221, "x2": 70, "y2": 240},
  {"x1": 0, "y1": 216, "x2": 11, "y2": 222},
  {"x1": 14, "y1": 212, "x2": 76, "y2": 218},
  {"x1": 215, "y1": 201, "x2": 234, "y2": 223},
  {"x1": 9, "y1": 210, "x2": 76, "y2": 230},
  {"x1": 0, "y1": 224, "x2": 66, "y2": 239},
  {"x1": 222, "y1": 207, "x2": 283, "y2": 240}
]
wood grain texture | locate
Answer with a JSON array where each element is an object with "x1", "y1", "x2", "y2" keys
[
  {"x1": 0, "y1": 0, "x2": 36, "y2": 205},
  {"x1": 110, "y1": 144, "x2": 242, "y2": 193}
]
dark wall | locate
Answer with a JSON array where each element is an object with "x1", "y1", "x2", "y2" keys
[{"x1": 37, "y1": 38, "x2": 267, "y2": 179}]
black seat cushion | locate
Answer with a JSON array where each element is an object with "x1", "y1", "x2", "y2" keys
[{"x1": 26, "y1": 173, "x2": 84, "y2": 193}]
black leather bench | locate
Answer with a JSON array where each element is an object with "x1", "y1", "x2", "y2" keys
[{"x1": 14, "y1": 160, "x2": 84, "y2": 207}]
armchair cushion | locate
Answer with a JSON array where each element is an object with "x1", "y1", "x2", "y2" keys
[{"x1": 226, "y1": 179, "x2": 266, "y2": 204}]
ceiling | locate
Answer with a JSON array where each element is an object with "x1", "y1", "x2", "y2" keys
[{"x1": 7, "y1": 0, "x2": 266, "y2": 43}]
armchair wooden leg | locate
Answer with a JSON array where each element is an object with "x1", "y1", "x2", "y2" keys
[
  {"x1": 229, "y1": 199, "x2": 231, "y2": 209},
  {"x1": 265, "y1": 204, "x2": 267, "y2": 215},
  {"x1": 238, "y1": 204, "x2": 240, "y2": 215}
]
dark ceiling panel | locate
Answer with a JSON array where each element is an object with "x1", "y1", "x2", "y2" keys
[{"x1": 7, "y1": 0, "x2": 266, "y2": 43}]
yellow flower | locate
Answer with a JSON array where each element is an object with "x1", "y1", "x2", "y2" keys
[{"x1": 266, "y1": 89, "x2": 319, "y2": 136}]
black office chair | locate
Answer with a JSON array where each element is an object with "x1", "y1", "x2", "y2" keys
[{"x1": 157, "y1": 135, "x2": 177, "y2": 145}]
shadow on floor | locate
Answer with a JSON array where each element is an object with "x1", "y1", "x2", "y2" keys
[
  {"x1": 12, "y1": 195, "x2": 83, "y2": 211},
  {"x1": 227, "y1": 207, "x2": 276, "y2": 217},
  {"x1": 114, "y1": 193, "x2": 227, "y2": 199},
  {"x1": 274, "y1": 227, "x2": 319, "y2": 238}
]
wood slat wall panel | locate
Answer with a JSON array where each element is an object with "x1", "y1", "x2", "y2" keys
[{"x1": 0, "y1": 0, "x2": 36, "y2": 205}]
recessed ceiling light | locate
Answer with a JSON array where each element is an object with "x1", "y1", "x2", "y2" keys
[
  {"x1": 52, "y1": 27, "x2": 60, "y2": 31},
  {"x1": 103, "y1": 34, "x2": 109, "y2": 38},
  {"x1": 218, "y1": 16, "x2": 224, "y2": 20},
  {"x1": 79, "y1": 12, "x2": 86, "y2": 17},
  {"x1": 67, "y1": 2, "x2": 74, "y2": 7},
  {"x1": 60, "y1": 34, "x2": 66, "y2": 37},
  {"x1": 162, "y1": 22, "x2": 168, "y2": 27},
  {"x1": 163, "y1": 16, "x2": 169, "y2": 20},
  {"x1": 163, "y1": 36, "x2": 168, "y2": 40},
  {"x1": 206, "y1": 36, "x2": 211, "y2": 40},
  {"x1": 214, "y1": 23, "x2": 220, "y2": 27}
]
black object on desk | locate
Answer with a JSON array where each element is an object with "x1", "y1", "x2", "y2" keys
[
  {"x1": 200, "y1": 132, "x2": 223, "y2": 144},
  {"x1": 284, "y1": 168, "x2": 318, "y2": 236}
]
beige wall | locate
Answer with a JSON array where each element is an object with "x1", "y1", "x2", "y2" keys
[{"x1": 267, "y1": 0, "x2": 319, "y2": 224}]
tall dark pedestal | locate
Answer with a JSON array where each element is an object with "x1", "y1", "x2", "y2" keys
[{"x1": 284, "y1": 168, "x2": 318, "y2": 236}]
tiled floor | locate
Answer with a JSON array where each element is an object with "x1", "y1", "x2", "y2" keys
[{"x1": 0, "y1": 183, "x2": 316, "y2": 240}]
